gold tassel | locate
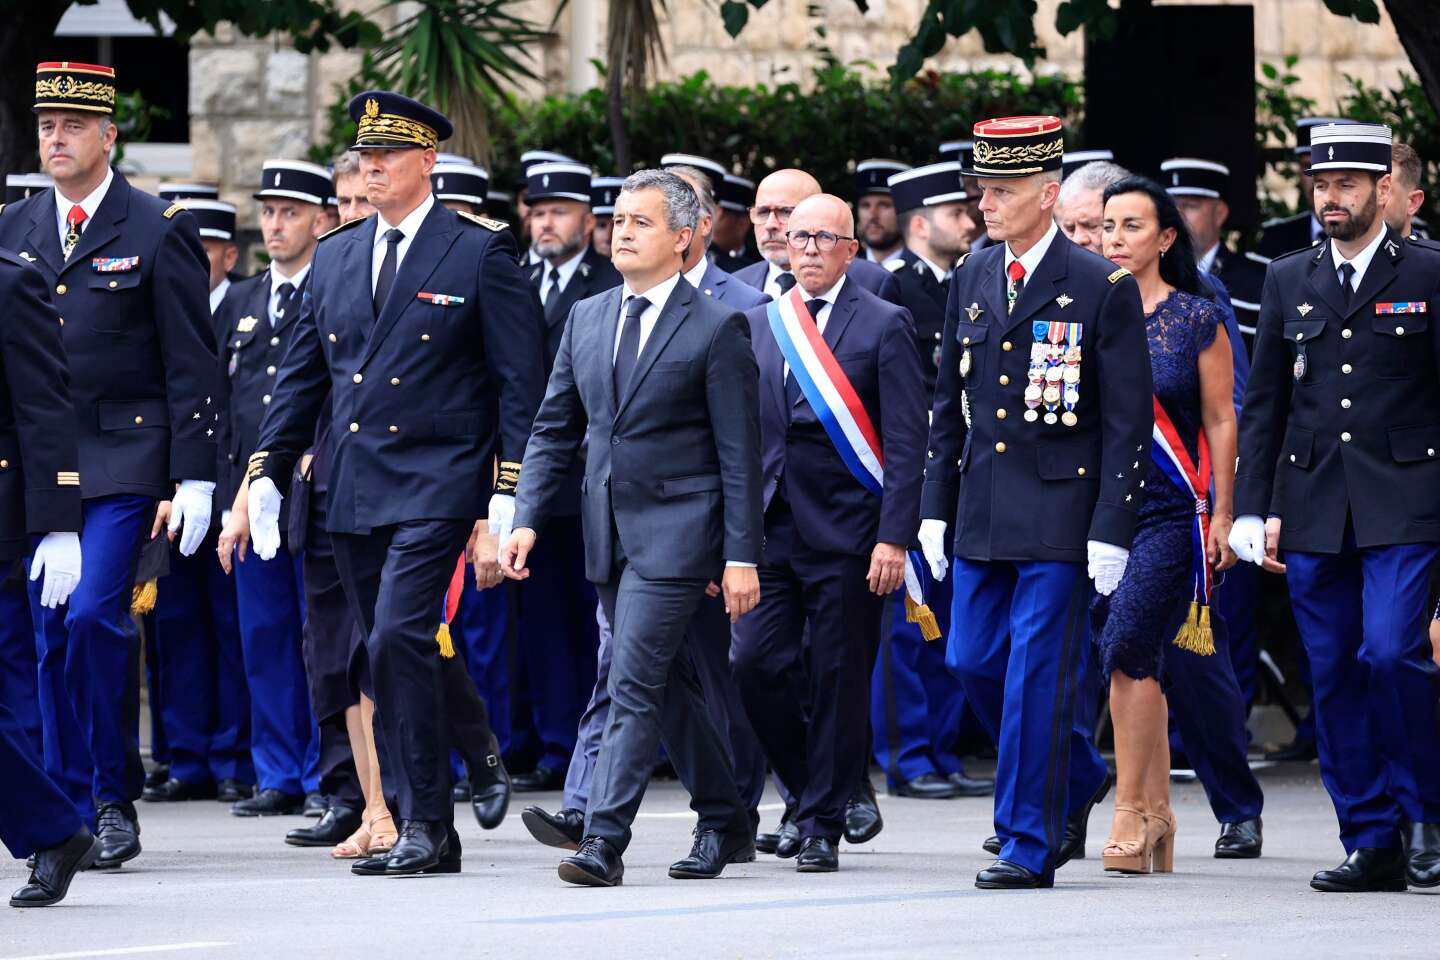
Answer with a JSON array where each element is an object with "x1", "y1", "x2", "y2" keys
[
  {"x1": 905, "y1": 595, "x2": 942, "y2": 642},
  {"x1": 131, "y1": 579, "x2": 157, "y2": 616},
  {"x1": 435, "y1": 621, "x2": 456, "y2": 659},
  {"x1": 1171, "y1": 601, "x2": 1216, "y2": 656}
]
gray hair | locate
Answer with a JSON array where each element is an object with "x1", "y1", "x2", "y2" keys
[
  {"x1": 620, "y1": 169, "x2": 700, "y2": 233},
  {"x1": 1058, "y1": 161, "x2": 1130, "y2": 204},
  {"x1": 666, "y1": 164, "x2": 717, "y2": 219},
  {"x1": 331, "y1": 151, "x2": 362, "y2": 178}
]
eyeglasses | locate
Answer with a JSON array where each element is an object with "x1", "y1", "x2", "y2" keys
[
  {"x1": 785, "y1": 230, "x2": 855, "y2": 252},
  {"x1": 749, "y1": 205, "x2": 795, "y2": 224}
]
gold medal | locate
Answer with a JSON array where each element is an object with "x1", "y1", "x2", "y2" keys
[
  {"x1": 1061, "y1": 411, "x2": 1078, "y2": 427},
  {"x1": 1043, "y1": 385, "x2": 1061, "y2": 405},
  {"x1": 1062, "y1": 366, "x2": 1080, "y2": 384}
]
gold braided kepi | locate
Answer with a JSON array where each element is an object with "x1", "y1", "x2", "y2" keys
[
  {"x1": 34, "y1": 61, "x2": 117, "y2": 115},
  {"x1": 349, "y1": 90, "x2": 453, "y2": 150},
  {"x1": 962, "y1": 116, "x2": 1065, "y2": 179}
]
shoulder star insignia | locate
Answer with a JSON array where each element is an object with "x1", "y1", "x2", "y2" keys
[
  {"x1": 1297, "y1": 303, "x2": 1313, "y2": 317},
  {"x1": 1056, "y1": 293, "x2": 1073, "y2": 309}
]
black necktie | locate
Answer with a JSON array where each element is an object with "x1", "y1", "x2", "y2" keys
[
  {"x1": 613, "y1": 295, "x2": 649, "y2": 400},
  {"x1": 785, "y1": 298, "x2": 827, "y2": 410},
  {"x1": 274, "y1": 281, "x2": 295, "y2": 325},
  {"x1": 776, "y1": 272, "x2": 797, "y2": 295},
  {"x1": 1338, "y1": 261, "x2": 1356, "y2": 308},
  {"x1": 373, "y1": 228, "x2": 404, "y2": 318},
  {"x1": 543, "y1": 267, "x2": 563, "y2": 322}
]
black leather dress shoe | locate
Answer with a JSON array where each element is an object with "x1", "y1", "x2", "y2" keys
[
  {"x1": 1056, "y1": 771, "x2": 1113, "y2": 868},
  {"x1": 891, "y1": 773, "x2": 964, "y2": 799},
  {"x1": 285, "y1": 805, "x2": 364, "y2": 847},
  {"x1": 774, "y1": 820, "x2": 802, "y2": 859},
  {"x1": 755, "y1": 831, "x2": 779, "y2": 854},
  {"x1": 303, "y1": 792, "x2": 326, "y2": 817},
  {"x1": 522, "y1": 806, "x2": 583, "y2": 849},
  {"x1": 1311, "y1": 848, "x2": 1408, "y2": 892},
  {"x1": 511, "y1": 765, "x2": 565, "y2": 792},
  {"x1": 1215, "y1": 818, "x2": 1263, "y2": 859},
  {"x1": 232, "y1": 788, "x2": 305, "y2": 817},
  {"x1": 1404, "y1": 822, "x2": 1440, "y2": 888},
  {"x1": 976, "y1": 859, "x2": 1052, "y2": 889},
  {"x1": 143, "y1": 763, "x2": 169, "y2": 790},
  {"x1": 982, "y1": 835, "x2": 1002, "y2": 855},
  {"x1": 948, "y1": 771, "x2": 996, "y2": 797},
  {"x1": 216, "y1": 779, "x2": 252, "y2": 803},
  {"x1": 142, "y1": 777, "x2": 217, "y2": 803},
  {"x1": 559, "y1": 836, "x2": 624, "y2": 887},
  {"x1": 669, "y1": 827, "x2": 756, "y2": 879},
  {"x1": 451, "y1": 782, "x2": 472, "y2": 802},
  {"x1": 380, "y1": 820, "x2": 447, "y2": 875},
  {"x1": 352, "y1": 825, "x2": 460, "y2": 876},
  {"x1": 796, "y1": 836, "x2": 839, "y2": 872},
  {"x1": 470, "y1": 745, "x2": 511, "y2": 831},
  {"x1": 843, "y1": 779, "x2": 883, "y2": 845},
  {"x1": 1265, "y1": 737, "x2": 1318, "y2": 762},
  {"x1": 92, "y1": 801, "x2": 141, "y2": 869},
  {"x1": 11, "y1": 829, "x2": 102, "y2": 907}
]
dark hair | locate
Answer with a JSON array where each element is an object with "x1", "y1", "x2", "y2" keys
[{"x1": 1101, "y1": 175, "x2": 1213, "y2": 299}]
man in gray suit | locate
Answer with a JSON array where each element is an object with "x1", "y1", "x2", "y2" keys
[{"x1": 502, "y1": 169, "x2": 764, "y2": 887}]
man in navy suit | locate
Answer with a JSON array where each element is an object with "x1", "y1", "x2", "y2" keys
[
  {"x1": 0, "y1": 61, "x2": 218, "y2": 870},
  {"x1": 248, "y1": 90, "x2": 547, "y2": 876},
  {"x1": 734, "y1": 169, "x2": 903, "y2": 307},
  {"x1": 669, "y1": 163, "x2": 770, "y2": 310},
  {"x1": 732, "y1": 194, "x2": 927, "y2": 873},
  {"x1": 503, "y1": 169, "x2": 764, "y2": 887}
]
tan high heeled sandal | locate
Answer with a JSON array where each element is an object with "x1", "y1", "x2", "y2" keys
[
  {"x1": 331, "y1": 825, "x2": 373, "y2": 860},
  {"x1": 368, "y1": 811, "x2": 398, "y2": 855},
  {"x1": 1102, "y1": 804, "x2": 1153, "y2": 874},
  {"x1": 1145, "y1": 810, "x2": 1177, "y2": 874}
]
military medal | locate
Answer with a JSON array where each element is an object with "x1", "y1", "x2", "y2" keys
[
  {"x1": 1293, "y1": 350, "x2": 1307, "y2": 382},
  {"x1": 1062, "y1": 366, "x2": 1080, "y2": 384},
  {"x1": 1024, "y1": 384, "x2": 1043, "y2": 403},
  {"x1": 1043, "y1": 384, "x2": 1061, "y2": 405},
  {"x1": 1061, "y1": 411, "x2": 1078, "y2": 427},
  {"x1": 1044, "y1": 412, "x2": 1058, "y2": 425},
  {"x1": 959, "y1": 348, "x2": 972, "y2": 378}
]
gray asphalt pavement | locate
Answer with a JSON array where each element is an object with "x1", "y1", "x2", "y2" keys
[{"x1": 1, "y1": 761, "x2": 1434, "y2": 960}]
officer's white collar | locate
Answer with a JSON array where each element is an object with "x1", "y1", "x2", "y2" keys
[
  {"x1": 374, "y1": 192, "x2": 434, "y2": 248},
  {"x1": 1004, "y1": 220, "x2": 1059, "y2": 281},
  {"x1": 270, "y1": 261, "x2": 311, "y2": 298},
  {"x1": 1329, "y1": 222, "x2": 1387, "y2": 290},
  {"x1": 682, "y1": 255, "x2": 710, "y2": 290},
  {"x1": 54, "y1": 164, "x2": 113, "y2": 235},
  {"x1": 542, "y1": 246, "x2": 586, "y2": 291}
]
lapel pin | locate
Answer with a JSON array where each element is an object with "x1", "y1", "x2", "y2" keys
[
  {"x1": 19, "y1": 251, "x2": 35, "y2": 262},
  {"x1": 1056, "y1": 293, "x2": 1073, "y2": 309},
  {"x1": 965, "y1": 302, "x2": 983, "y2": 322},
  {"x1": 1297, "y1": 303, "x2": 1313, "y2": 317}
]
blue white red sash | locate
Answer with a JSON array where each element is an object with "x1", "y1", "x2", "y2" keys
[
  {"x1": 1150, "y1": 396, "x2": 1215, "y2": 655},
  {"x1": 766, "y1": 287, "x2": 939, "y2": 640}
]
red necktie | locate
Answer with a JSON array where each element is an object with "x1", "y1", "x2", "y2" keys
[
  {"x1": 1006, "y1": 259, "x2": 1026, "y2": 313},
  {"x1": 63, "y1": 204, "x2": 86, "y2": 259}
]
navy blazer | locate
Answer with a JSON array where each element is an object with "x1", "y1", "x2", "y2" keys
[
  {"x1": 922, "y1": 232, "x2": 1153, "y2": 563},
  {"x1": 733, "y1": 256, "x2": 903, "y2": 307},
  {"x1": 745, "y1": 277, "x2": 926, "y2": 556},
  {"x1": 514, "y1": 278, "x2": 764, "y2": 582},
  {"x1": 0, "y1": 171, "x2": 217, "y2": 499},
  {"x1": 886, "y1": 249, "x2": 948, "y2": 395},
  {"x1": 1236, "y1": 228, "x2": 1440, "y2": 553},
  {"x1": 253, "y1": 202, "x2": 547, "y2": 533},
  {"x1": 0, "y1": 250, "x2": 82, "y2": 560},
  {"x1": 528, "y1": 247, "x2": 623, "y2": 362},
  {"x1": 695, "y1": 260, "x2": 769, "y2": 309}
]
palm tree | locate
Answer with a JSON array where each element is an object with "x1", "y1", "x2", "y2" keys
[{"x1": 599, "y1": 0, "x2": 669, "y2": 172}]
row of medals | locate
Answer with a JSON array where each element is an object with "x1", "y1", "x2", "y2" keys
[{"x1": 1027, "y1": 329, "x2": 1081, "y2": 426}]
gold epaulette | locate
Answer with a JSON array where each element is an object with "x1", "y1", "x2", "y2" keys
[
  {"x1": 319, "y1": 216, "x2": 367, "y2": 242},
  {"x1": 1107, "y1": 267, "x2": 1131, "y2": 284},
  {"x1": 457, "y1": 210, "x2": 508, "y2": 232},
  {"x1": 955, "y1": 252, "x2": 971, "y2": 270},
  {"x1": 163, "y1": 203, "x2": 183, "y2": 219}
]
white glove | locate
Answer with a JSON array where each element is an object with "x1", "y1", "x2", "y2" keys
[
  {"x1": 487, "y1": 493, "x2": 516, "y2": 546},
  {"x1": 1229, "y1": 514, "x2": 1267, "y2": 567},
  {"x1": 30, "y1": 531, "x2": 81, "y2": 608},
  {"x1": 248, "y1": 476, "x2": 283, "y2": 561},
  {"x1": 168, "y1": 479, "x2": 215, "y2": 557},
  {"x1": 1087, "y1": 540, "x2": 1129, "y2": 597},
  {"x1": 918, "y1": 519, "x2": 949, "y2": 581}
]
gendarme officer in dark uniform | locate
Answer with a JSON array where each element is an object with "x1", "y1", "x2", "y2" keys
[
  {"x1": 918, "y1": 115, "x2": 1152, "y2": 890},
  {"x1": 1230, "y1": 121, "x2": 1440, "y2": 893},
  {"x1": 0, "y1": 61, "x2": 218, "y2": 870},
  {"x1": 247, "y1": 90, "x2": 547, "y2": 876}
]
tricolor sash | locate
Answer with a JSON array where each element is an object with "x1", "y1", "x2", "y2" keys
[
  {"x1": 1150, "y1": 396, "x2": 1215, "y2": 655},
  {"x1": 766, "y1": 287, "x2": 939, "y2": 640}
]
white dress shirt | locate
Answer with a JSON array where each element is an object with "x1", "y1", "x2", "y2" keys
[
  {"x1": 682, "y1": 256, "x2": 710, "y2": 293},
  {"x1": 268, "y1": 262, "x2": 312, "y2": 326},
  {"x1": 761, "y1": 260, "x2": 795, "y2": 302},
  {"x1": 913, "y1": 251, "x2": 948, "y2": 283},
  {"x1": 1197, "y1": 243, "x2": 1221, "y2": 276},
  {"x1": 781, "y1": 274, "x2": 847, "y2": 379},
  {"x1": 1330, "y1": 223, "x2": 1387, "y2": 293},
  {"x1": 209, "y1": 277, "x2": 231, "y2": 315},
  {"x1": 54, "y1": 165, "x2": 114, "y2": 247},
  {"x1": 370, "y1": 193, "x2": 435, "y2": 296},
  {"x1": 1004, "y1": 219, "x2": 1059, "y2": 289},
  {"x1": 539, "y1": 248, "x2": 586, "y2": 304}
]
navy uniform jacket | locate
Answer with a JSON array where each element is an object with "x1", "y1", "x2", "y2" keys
[
  {"x1": 215, "y1": 269, "x2": 312, "y2": 517},
  {"x1": 745, "y1": 278, "x2": 926, "y2": 556},
  {"x1": 1255, "y1": 212, "x2": 1321, "y2": 261},
  {"x1": 885, "y1": 248, "x2": 948, "y2": 394},
  {"x1": 0, "y1": 171, "x2": 217, "y2": 498},
  {"x1": 921, "y1": 233, "x2": 1153, "y2": 563},
  {"x1": 714, "y1": 246, "x2": 763, "y2": 274},
  {"x1": 514, "y1": 280, "x2": 763, "y2": 583},
  {"x1": 1235, "y1": 228, "x2": 1440, "y2": 553},
  {"x1": 734, "y1": 256, "x2": 903, "y2": 307},
  {"x1": 0, "y1": 250, "x2": 82, "y2": 560},
  {"x1": 1211, "y1": 245, "x2": 1267, "y2": 342},
  {"x1": 252, "y1": 203, "x2": 547, "y2": 533},
  {"x1": 695, "y1": 260, "x2": 769, "y2": 309}
]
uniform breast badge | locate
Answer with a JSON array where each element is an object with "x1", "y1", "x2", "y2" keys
[
  {"x1": 965, "y1": 302, "x2": 983, "y2": 322},
  {"x1": 1056, "y1": 293, "x2": 1073, "y2": 309},
  {"x1": 1297, "y1": 303, "x2": 1313, "y2": 317},
  {"x1": 236, "y1": 315, "x2": 259, "y2": 334}
]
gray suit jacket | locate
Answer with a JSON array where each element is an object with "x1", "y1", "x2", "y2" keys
[{"x1": 514, "y1": 277, "x2": 764, "y2": 582}]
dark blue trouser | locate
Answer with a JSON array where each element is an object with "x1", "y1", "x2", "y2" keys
[
  {"x1": 1286, "y1": 535, "x2": 1440, "y2": 852},
  {"x1": 153, "y1": 537, "x2": 253, "y2": 786},
  {"x1": 514, "y1": 516, "x2": 598, "y2": 772},
  {"x1": 1214, "y1": 563, "x2": 1259, "y2": 709},
  {"x1": 452, "y1": 576, "x2": 516, "y2": 754},
  {"x1": 233, "y1": 537, "x2": 318, "y2": 795},
  {"x1": 948, "y1": 558, "x2": 1105, "y2": 880},
  {"x1": 31, "y1": 495, "x2": 152, "y2": 819},
  {"x1": 0, "y1": 698, "x2": 81, "y2": 860},
  {"x1": 142, "y1": 609, "x2": 167, "y2": 769},
  {"x1": 0, "y1": 575, "x2": 40, "y2": 757}
]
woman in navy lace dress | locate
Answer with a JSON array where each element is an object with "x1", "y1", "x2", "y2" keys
[{"x1": 1094, "y1": 177, "x2": 1239, "y2": 874}]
